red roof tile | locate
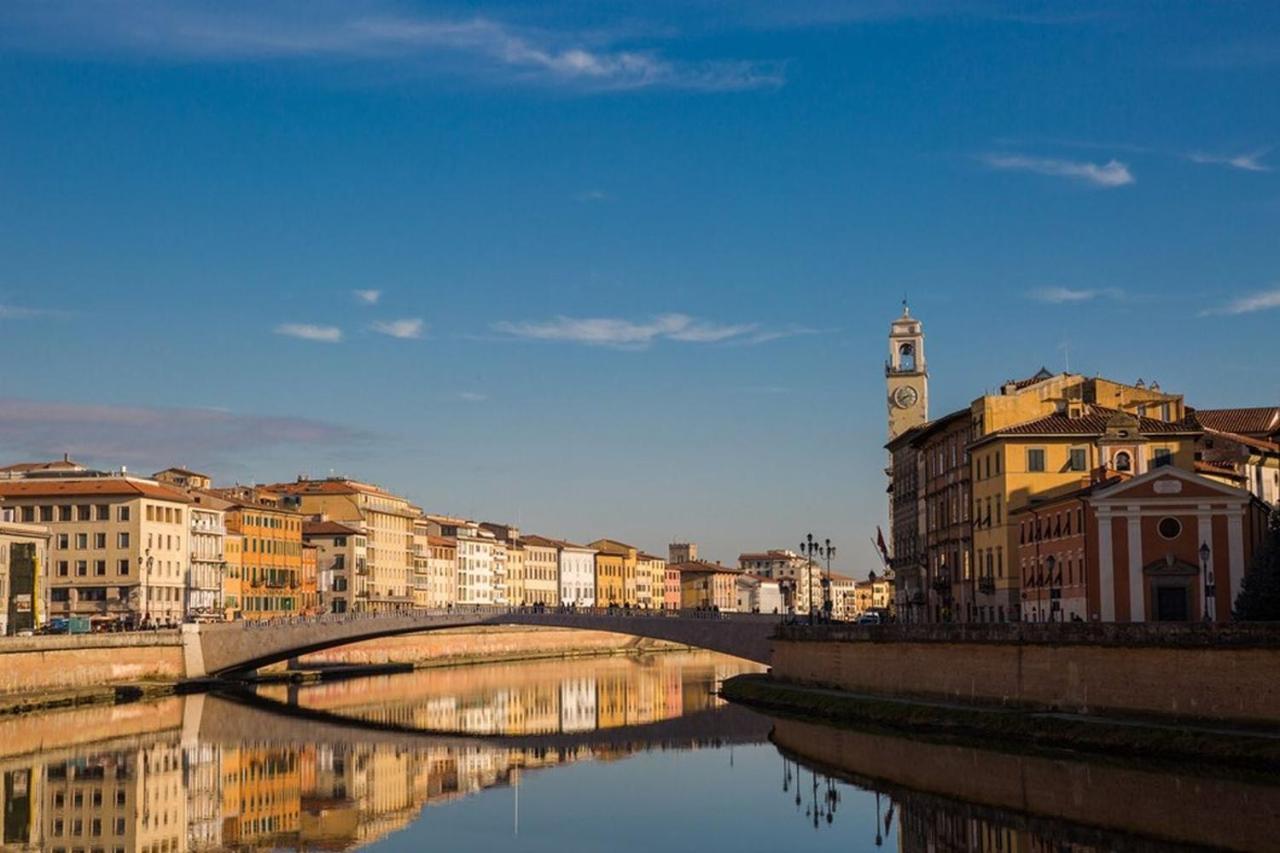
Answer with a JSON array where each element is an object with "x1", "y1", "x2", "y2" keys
[
  {"x1": 303, "y1": 520, "x2": 362, "y2": 536},
  {"x1": 0, "y1": 478, "x2": 191, "y2": 502},
  {"x1": 1196, "y1": 407, "x2": 1280, "y2": 438}
]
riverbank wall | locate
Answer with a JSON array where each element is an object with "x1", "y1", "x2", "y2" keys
[
  {"x1": 0, "y1": 632, "x2": 185, "y2": 702},
  {"x1": 769, "y1": 622, "x2": 1280, "y2": 725}
]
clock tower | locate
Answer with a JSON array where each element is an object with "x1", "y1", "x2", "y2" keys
[{"x1": 886, "y1": 302, "x2": 929, "y2": 440}]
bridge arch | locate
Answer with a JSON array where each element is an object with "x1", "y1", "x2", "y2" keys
[{"x1": 186, "y1": 609, "x2": 778, "y2": 677}]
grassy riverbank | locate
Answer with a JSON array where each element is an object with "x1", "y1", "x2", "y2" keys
[{"x1": 721, "y1": 673, "x2": 1280, "y2": 773}]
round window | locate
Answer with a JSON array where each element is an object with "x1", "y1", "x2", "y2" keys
[{"x1": 1157, "y1": 517, "x2": 1182, "y2": 540}]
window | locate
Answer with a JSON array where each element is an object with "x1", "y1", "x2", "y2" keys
[
  {"x1": 1152, "y1": 447, "x2": 1173, "y2": 468},
  {"x1": 1114, "y1": 451, "x2": 1132, "y2": 472},
  {"x1": 94, "y1": 533, "x2": 107, "y2": 549},
  {"x1": 95, "y1": 505, "x2": 109, "y2": 521},
  {"x1": 58, "y1": 560, "x2": 69, "y2": 576},
  {"x1": 95, "y1": 560, "x2": 106, "y2": 576},
  {"x1": 1068, "y1": 448, "x2": 1087, "y2": 472},
  {"x1": 118, "y1": 559, "x2": 130, "y2": 575},
  {"x1": 76, "y1": 560, "x2": 87, "y2": 576},
  {"x1": 76, "y1": 533, "x2": 88, "y2": 549},
  {"x1": 21, "y1": 506, "x2": 34, "y2": 522},
  {"x1": 57, "y1": 533, "x2": 69, "y2": 549},
  {"x1": 51, "y1": 588, "x2": 70, "y2": 602},
  {"x1": 40, "y1": 505, "x2": 54, "y2": 522},
  {"x1": 1027, "y1": 448, "x2": 1046, "y2": 472},
  {"x1": 117, "y1": 532, "x2": 129, "y2": 548},
  {"x1": 898, "y1": 342, "x2": 916, "y2": 371},
  {"x1": 59, "y1": 505, "x2": 72, "y2": 521},
  {"x1": 118, "y1": 506, "x2": 131, "y2": 522},
  {"x1": 78, "y1": 505, "x2": 91, "y2": 521},
  {"x1": 1157, "y1": 517, "x2": 1183, "y2": 540}
]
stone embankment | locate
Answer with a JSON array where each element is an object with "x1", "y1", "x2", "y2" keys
[{"x1": 723, "y1": 621, "x2": 1280, "y2": 770}]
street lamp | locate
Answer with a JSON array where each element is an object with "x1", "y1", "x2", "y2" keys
[
  {"x1": 1200, "y1": 542, "x2": 1215, "y2": 623},
  {"x1": 801, "y1": 534, "x2": 836, "y2": 623},
  {"x1": 1045, "y1": 554, "x2": 1058, "y2": 623}
]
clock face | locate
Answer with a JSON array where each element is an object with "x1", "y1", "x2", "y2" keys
[{"x1": 893, "y1": 385, "x2": 920, "y2": 409}]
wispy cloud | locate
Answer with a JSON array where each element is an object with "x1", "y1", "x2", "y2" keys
[
  {"x1": 1029, "y1": 287, "x2": 1125, "y2": 304},
  {"x1": 0, "y1": 304, "x2": 48, "y2": 319},
  {"x1": 0, "y1": 398, "x2": 368, "y2": 468},
  {"x1": 1200, "y1": 287, "x2": 1280, "y2": 317},
  {"x1": 458, "y1": 391, "x2": 488, "y2": 403},
  {"x1": 1187, "y1": 150, "x2": 1271, "y2": 173},
  {"x1": 983, "y1": 154, "x2": 1135, "y2": 188},
  {"x1": 371, "y1": 317, "x2": 424, "y2": 339},
  {"x1": 492, "y1": 313, "x2": 767, "y2": 349},
  {"x1": 0, "y1": 3, "x2": 784, "y2": 93},
  {"x1": 275, "y1": 323, "x2": 343, "y2": 343},
  {"x1": 353, "y1": 289, "x2": 382, "y2": 305}
]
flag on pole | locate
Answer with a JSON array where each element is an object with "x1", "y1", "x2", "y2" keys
[{"x1": 875, "y1": 526, "x2": 890, "y2": 565}]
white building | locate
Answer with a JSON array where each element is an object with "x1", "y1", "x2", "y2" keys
[
  {"x1": 186, "y1": 504, "x2": 225, "y2": 617},
  {"x1": 557, "y1": 540, "x2": 596, "y2": 606},
  {"x1": 736, "y1": 574, "x2": 783, "y2": 614},
  {"x1": 426, "y1": 515, "x2": 496, "y2": 605},
  {"x1": 560, "y1": 676, "x2": 597, "y2": 733},
  {"x1": 737, "y1": 549, "x2": 821, "y2": 615}
]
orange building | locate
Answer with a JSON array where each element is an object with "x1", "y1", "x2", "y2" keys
[
  {"x1": 204, "y1": 486, "x2": 304, "y2": 618},
  {"x1": 301, "y1": 541, "x2": 319, "y2": 615}
]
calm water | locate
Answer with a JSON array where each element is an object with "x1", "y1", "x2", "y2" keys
[{"x1": 1, "y1": 651, "x2": 1276, "y2": 852}]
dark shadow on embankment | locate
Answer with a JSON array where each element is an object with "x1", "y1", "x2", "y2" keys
[
  {"x1": 202, "y1": 687, "x2": 772, "y2": 753},
  {"x1": 768, "y1": 713, "x2": 1280, "y2": 852}
]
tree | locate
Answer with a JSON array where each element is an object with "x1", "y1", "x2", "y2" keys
[{"x1": 1235, "y1": 506, "x2": 1280, "y2": 621}]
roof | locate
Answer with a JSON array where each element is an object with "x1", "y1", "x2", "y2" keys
[
  {"x1": 426, "y1": 535, "x2": 457, "y2": 548},
  {"x1": 589, "y1": 538, "x2": 637, "y2": 554},
  {"x1": 1005, "y1": 367, "x2": 1057, "y2": 391},
  {"x1": 153, "y1": 466, "x2": 209, "y2": 479},
  {"x1": 738, "y1": 550, "x2": 799, "y2": 563},
  {"x1": 970, "y1": 405, "x2": 1200, "y2": 447},
  {"x1": 264, "y1": 478, "x2": 406, "y2": 500},
  {"x1": 885, "y1": 421, "x2": 931, "y2": 451},
  {"x1": 1203, "y1": 426, "x2": 1280, "y2": 454},
  {"x1": 670, "y1": 559, "x2": 743, "y2": 575},
  {"x1": 0, "y1": 456, "x2": 86, "y2": 474},
  {"x1": 1195, "y1": 460, "x2": 1248, "y2": 482},
  {"x1": 0, "y1": 477, "x2": 191, "y2": 502},
  {"x1": 906, "y1": 407, "x2": 971, "y2": 446},
  {"x1": 521, "y1": 534, "x2": 562, "y2": 549},
  {"x1": 303, "y1": 520, "x2": 362, "y2": 537},
  {"x1": 1196, "y1": 407, "x2": 1280, "y2": 438},
  {"x1": 637, "y1": 552, "x2": 665, "y2": 562}
]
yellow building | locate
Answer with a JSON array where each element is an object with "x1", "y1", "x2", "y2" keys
[
  {"x1": 636, "y1": 552, "x2": 666, "y2": 610},
  {"x1": 223, "y1": 531, "x2": 244, "y2": 620},
  {"x1": 206, "y1": 486, "x2": 304, "y2": 618},
  {"x1": 674, "y1": 560, "x2": 740, "y2": 611},
  {"x1": 267, "y1": 478, "x2": 417, "y2": 612},
  {"x1": 592, "y1": 549, "x2": 624, "y2": 606},
  {"x1": 968, "y1": 372, "x2": 1199, "y2": 622},
  {"x1": 588, "y1": 539, "x2": 638, "y2": 607}
]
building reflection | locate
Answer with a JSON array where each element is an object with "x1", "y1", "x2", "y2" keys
[{"x1": 0, "y1": 652, "x2": 761, "y2": 851}]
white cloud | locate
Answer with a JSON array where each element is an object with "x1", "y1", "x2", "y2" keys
[
  {"x1": 492, "y1": 313, "x2": 764, "y2": 349},
  {"x1": 1201, "y1": 287, "x2": 1280, "y2": 316},
  {"x1": 458, "y1": 391, "x2": 488, "y2": 402},
  {"x1": 354, "y1": 289, "x2": 382, "y2": 305},
  {"x1": 983, "y1": 154, "x2": 1135, "y2": 188},
  {"x1": 1187, "y1": 150, "x2": 1271, "y2": 173},
  {"x1": 371, "y1": 317, "x2": 425, "y2": 339},
  {"x1": 1, "y1": 4, "x2": 785, "y2": 93},
  {"x1": 0, "y1": 304, "x2": 46, "y2": 319},
  {"x1": 274, "y1": 323, "x2": 343, "y2": 343},
  {"x1": 1029, "y1": 287, "x2": 1124, "y2": 304}
]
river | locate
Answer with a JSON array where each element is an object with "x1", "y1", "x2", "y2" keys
[{"x1": 0, "y1": 650, "x2": 1275, "y2": 851}]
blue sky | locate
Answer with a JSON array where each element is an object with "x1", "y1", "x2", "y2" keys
[{"x1": 1, "y1": 1, "x2": 1278, "y2": 569}]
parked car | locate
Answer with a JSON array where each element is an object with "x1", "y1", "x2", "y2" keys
[
  {"x1": 856, "y1": 612, "x2": 882, "y2": 625},
  {"x1": 38, "y1": 617, "x2": 70, "y2": 635}
]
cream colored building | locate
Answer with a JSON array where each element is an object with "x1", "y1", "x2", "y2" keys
[
  {"x1": 425, "y1": 535, "x2": 457, "y2": 607},
  {"x1": 267, "y1": 478, "x2": 416, "y2": 612},
  {"x1": 520, "y1": 535, "x2": 561, "y2": 606},
  {"x1": 155, "y1": 468, "x2": 226, "y2": 618},
  {"x1": 303, "y1": 520, "x2": 366, "y2": 613},
  {"x1": 636, "y1": 552, "x2": 666, "y2": 610},
  {"x1": 0, "y1": 477, "x2": 194, "y2": 626},
  {"x1": 426, "y1": 515, "x2": 496, "y2": 605}
]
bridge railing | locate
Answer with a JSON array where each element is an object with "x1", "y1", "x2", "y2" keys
[{"x1": 215, "y1": 605, "x2": 783, "y2": 632}]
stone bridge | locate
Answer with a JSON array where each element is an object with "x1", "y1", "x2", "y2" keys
[{"x1": 182, "y1": 608, "x2": 780, "y2": 677}]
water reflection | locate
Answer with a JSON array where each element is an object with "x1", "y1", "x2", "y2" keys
[{"x1": 0, "y1": 651, "x2": 1275, "y2": 852}]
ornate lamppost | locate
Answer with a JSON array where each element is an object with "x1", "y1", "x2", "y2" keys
[
  {"x1": 801, "y1": 534, "x2": 836, "y2": 623},
  {"x1": 1200, "y1": 542, "x2": 1215, "y2": 623}
]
